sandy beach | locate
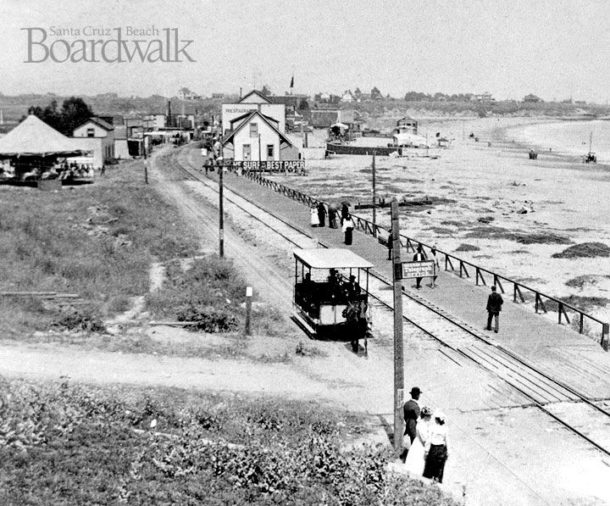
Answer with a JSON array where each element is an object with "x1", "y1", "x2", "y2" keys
[{"x1": 281, "y1": 117, "x2": 610, "y2": 327}]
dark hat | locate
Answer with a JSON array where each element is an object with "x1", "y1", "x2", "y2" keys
[{"x1": 410, "y1": 386, "x2": 422, "y2": 396}]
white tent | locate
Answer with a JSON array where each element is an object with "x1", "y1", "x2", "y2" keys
[
  {"x1": 393, "y1": 132, "x2": 429, "y2": 148},
  {"x1": 331, "y1": 122, "x2": 349, "y2": 130},
  {"x1": 0, "y1": 115, "x2": 84, "y2": 157}
]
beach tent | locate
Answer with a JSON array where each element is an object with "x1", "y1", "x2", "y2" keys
[
  {"x1": 331, "y1": 122, "x2": 349, "y2": 130},
  {"x1": 0, "y1": 115, "x2": 84, "y2": 157},
  {"x1": 393, "y1": 132, "x2": 429, "y2": 148}
]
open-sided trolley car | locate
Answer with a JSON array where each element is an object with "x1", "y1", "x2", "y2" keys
[{"x1": 292, "y1": 248, "x2": 373, "y2": 340}]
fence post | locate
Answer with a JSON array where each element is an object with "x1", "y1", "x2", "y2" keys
[
  {"x1": 558, "y1": 303, "x2": 563, "y2": 324},
  {"x1": 601, "y1": 323, "x2": 609, "y2": 351},
  {"x1": 245, "y1": 286, "x2": 253, "y2": 336}
]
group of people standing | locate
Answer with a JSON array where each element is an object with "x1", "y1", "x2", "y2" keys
[
  {"x1": 402, "y1": 386, "x2": 449, "y2": 483},
  {"x1": 310, "y1": 201, "x2": 355, "y2": 245}
]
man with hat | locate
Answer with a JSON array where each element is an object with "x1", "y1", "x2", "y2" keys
[{"x1": 403, "y1": 386, "x2": 422, "y2": 447}]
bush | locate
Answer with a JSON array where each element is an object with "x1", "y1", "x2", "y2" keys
[
  {"x1": 552, "y1": 242, "x2": 610, "y2": 259},
  {"x1": 0, "y1": 380, "x2": 459, "y2": 505},
  {"x1": 52, "y1": 307, "x2": 106, "y2": 332},
  {"x1": 176, "y1": 304, "x2": 238, "y2": 332}
]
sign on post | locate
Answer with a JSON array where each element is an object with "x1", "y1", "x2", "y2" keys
[{"x1": 401, "y1": 260, "x2": 436, "y2": 279}]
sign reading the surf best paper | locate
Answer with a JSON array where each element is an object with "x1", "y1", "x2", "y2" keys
[
  {"x1": 401, "y1": 260, "x2": 436, "y2": 279},
  {"x1": 22, "y1": 26, "x2": 195, "y2": 63},
  {"x1": 240, "y1": 161, "x2": 305, "y2": 172}
]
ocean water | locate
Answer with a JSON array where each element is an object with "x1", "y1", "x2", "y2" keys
[{"x1": 515, "y1": 120, "x2": 610, "y2": 163}]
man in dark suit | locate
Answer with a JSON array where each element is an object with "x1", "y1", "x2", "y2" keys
[
  {"x1": 403, "y1": 386, "x2": 422, "y2": 445},
  {"x1": 412, "y1": 246, "x2": 426, "y2": 289},
  {"x1": 486, "y1": 286, "x2": 504, "y2": 333}
]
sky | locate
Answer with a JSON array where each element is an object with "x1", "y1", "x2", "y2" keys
[{"x1": 1, "y1": 0, "x2": 609, "y2": 102}]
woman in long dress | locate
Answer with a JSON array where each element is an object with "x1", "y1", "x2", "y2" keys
[
  {"x1": 342, "y1": 214, "x2": 355, "y2": 245},
  {"x1": 404, "y1": 407, "x2": 432, "y2": 476},
  {"x1": 310, "y1": 206, "x2": 319, "y2": 227},
  {"x1": 423, "y1": 410, "x2": 449, "y2": 483}
]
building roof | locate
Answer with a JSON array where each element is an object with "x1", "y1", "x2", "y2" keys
[
  {"x1": 222, "y1": 110, "x2": 294, "y2": 147},
  {"x1": 239, "y1": 89, "x2": 271, "y2": 104},
  {"x1": 229, "y1": 111, "x2": 279, "y2": 130},
  {"x1": 75, "y1": 117, "x2": 114, "y2": 131},
  {"x1": 0, "y1": 115, "x2": 84, "y2": 157},
  {"x1": 293, "y1": 248, "x2": 373, "y2": 269}
]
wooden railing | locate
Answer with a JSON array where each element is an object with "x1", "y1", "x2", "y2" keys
[{"x1": 241, "y1": 171, "x2": 610, "y2": 349}]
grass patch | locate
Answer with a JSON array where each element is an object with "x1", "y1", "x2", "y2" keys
[
  {"x1": 146, "y1": 256, "x2": 245, "y2": 332},
  {"x1": 543, "y1": 295, "x2": 609, "y2": 313},
  {"x1": 464, "y1": 226, "x2": 571, "y2": 245},
  {"x1": 565, "y1": 275, "x2": 610, "y2": 289},
  {"x1": 552, "y1": 242, "x2": 610, "y2": 259},
  {"x1": 455, "y1": 243, "x2": 480, "y2": 252},
  {"x1": 0, "y1": 378, "x2": 458, "y2": 506},
  {"x1": 0, "y1": 159, "x2": 198, "y2": 335}
]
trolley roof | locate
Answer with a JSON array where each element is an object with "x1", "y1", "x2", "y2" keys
[{"x1": 293, "y1": 248, "x2": 374, "y2": 270}]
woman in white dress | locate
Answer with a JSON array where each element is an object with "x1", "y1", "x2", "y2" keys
[
  {"x1": 310, "y1": 206, "x2": 319, "y2": 227},
  {"x1": 404, "y1": 406, "x2": 432, "y2": 476}
]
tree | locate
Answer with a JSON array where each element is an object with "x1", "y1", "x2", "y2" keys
[
  {"x1": 27, "y1": 97, "x2": 93, "y2": 135},
  {"x1": 370, "y1": 86, "x2": 382, "y2": 100},
  {"x1": 261, "y1": 85, "x2": 272, "y2": 97},
  {"x1": 59, "y1": 97, "x2": 94, "y2": 134},
  {"x1": 298, "y1": 99, "x2": 309, "y2": 111}
]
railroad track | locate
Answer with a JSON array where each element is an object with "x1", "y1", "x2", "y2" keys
[{"x1": 166, "y1": 145, "x2": 610, "y2": 458}]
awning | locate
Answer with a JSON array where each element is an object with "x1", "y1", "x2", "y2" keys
[{"x1": 293, "y1": 248, "x2": 373, "y2": 269}]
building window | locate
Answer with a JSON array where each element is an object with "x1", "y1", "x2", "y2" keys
[
  {"x1": 267, "y1": 145, "x2": 274, "y2": 158},
  {"x1": 249, "y1": 122, "x2": 258, "y2": 138},
  {"x1": 86, "y1": 128, "x2": 95, "y2": 138}
]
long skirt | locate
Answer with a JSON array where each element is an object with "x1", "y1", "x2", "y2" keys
[
  {"x1": 423, "y1": 444, "x2": 448, "y2": 483},
  {"x1": 344, "y1": 228, "x2": 353, "y2": 245},
  {"x1": 318, "y1": 211, "x2": 326, "y2": 227}
]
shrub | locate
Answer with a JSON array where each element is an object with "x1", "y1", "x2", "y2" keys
[{"x1": 552, "y1": 242, "x2": 610, "y2": 259}]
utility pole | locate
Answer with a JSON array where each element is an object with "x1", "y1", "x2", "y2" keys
[
  {"x1": 372, "y1": 154, "x2": 377, "y2": 234},
  {"x1": 391, "y1": 198, "x2": 404, "y2": 451},
  {"x1": 219, "y1": 157, "x2": 224, "y2": 258}
]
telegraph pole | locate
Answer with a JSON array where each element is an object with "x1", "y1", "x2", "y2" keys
[
  {"x1": 391, "y1": 198, "x2": 404, "y2": 451},
  {"x1": 371, "y1": 154, "x2": 377, "y2": 234},
  {"x1": 219, "y1": 157, "x2": 224, "y2": 258}
]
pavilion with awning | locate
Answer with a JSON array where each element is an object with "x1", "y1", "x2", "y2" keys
[{"x1": 0, "y1": 115, "x2": 86, "y2": 180}]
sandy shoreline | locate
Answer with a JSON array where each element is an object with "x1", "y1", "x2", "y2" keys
[{"x1": 282, "y1": 117, "x2": 610, "y2": 326}]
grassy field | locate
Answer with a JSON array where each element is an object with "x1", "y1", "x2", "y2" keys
[
  {"x1": 0, "y1": 159, "x2": 199, "y2": 336},
  {"x1": 0, "y1": 378, "x2": 458, "y2": 505}
]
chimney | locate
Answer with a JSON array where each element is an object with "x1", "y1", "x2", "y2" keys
[{"x1": 167, "y1": 100, "x2": 172, "y2": 127}]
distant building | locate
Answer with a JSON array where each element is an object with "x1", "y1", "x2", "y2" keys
[
  {"x1": 474, "y1": 92, "x2": 494, "y2": 103},
  {"x1": 221, "y1": 89, "x2": 286, "y2": 134},
  {"x1": 341, "y1": 90, "x2": 356, "y2": 103},
  {"x1": 177, "y1": 87, "x2": 201, "y2": 100},
  {"x1": 310, "y1": 109, "x2": 356, "y2": 129},
  {"x1": 72, "y1": 117, "x2": 115, "y2": 167},
  {"x1": 211, "y1": 93, "x2": 225, "y2": 99},
  {"x1": 395, "y1": 116, "x2": 418, "y2": 135},
  {"x1": 523, "y1": 94, "x2": 543, "y2": 103},
  {"x1": 222, "y1": 110, "x2": 298, "y2": 162}
]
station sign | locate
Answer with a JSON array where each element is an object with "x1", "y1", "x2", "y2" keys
[
  {"x1": 238, "y1": 160, "x2": 305, "y2": 172},
  {"x1": 401, "y1": 260, "x2": 436, "y2": 279}
]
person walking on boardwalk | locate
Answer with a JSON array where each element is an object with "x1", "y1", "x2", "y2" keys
[
  {"x1": 341, "y1": 202, "x2": 350, "y2": 224},
  {"x1": 404, "y1": 406, "x2": 433, "y2": 477},
  {"x1": 429, "y1": 246, "x2": 440, "y2": 288},
  {"x1": 342, "y1": 213, "x2": 355, "y2": 245},
  {"x1": 317, "y1": 202, "x2": 327, "y2": 227},
  {"x1": 423, "y1": 411, "x2": 449, "y2": 483},
  {"x1": 310, "y1": 205, "x2": 319, "y2": 227},
  {"x1": 486, "y1": 286, "x2": 503, "y2": 333},
  {"x1": 328, "y1": 204, "x2": 338, "y2": 228},
  {"x1": 386, "y1": 227, "x2": 393, "y2": 260},
  {"x1": 413, "y1": 245, "x2": 426, "y2": 289}
]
